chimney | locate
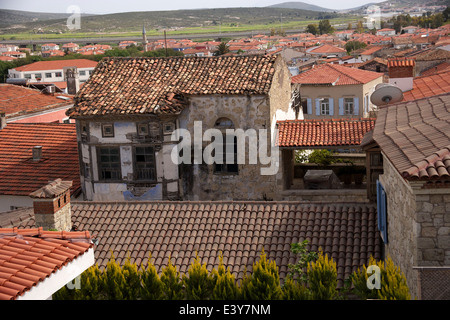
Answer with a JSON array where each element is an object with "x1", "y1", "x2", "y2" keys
[
  {"x1": 29, "y1": 179, "x2": 73, "y2": 231},
  {"x1": 387, "y1": 57, "x2": 416, "y2": 92},
  {"x1": 64, "y1": 67, "x2": 80, "y2": 95},
  {"x1": 0, "y1": 113, "x2": 6, "y2": 130},
  {"x1": 32, "y1": 146, "x2": 42, "y2": 161}
]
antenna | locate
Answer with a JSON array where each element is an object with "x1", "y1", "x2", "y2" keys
[{"x1": 370, "y1": 83, "x2": 403, "y2": 106}]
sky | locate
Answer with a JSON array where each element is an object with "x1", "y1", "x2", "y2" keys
[{"x1": 1, "y1": 0, "x2": 385, "y2": 14}]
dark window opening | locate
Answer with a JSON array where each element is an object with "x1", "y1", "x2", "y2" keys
[
  {"x1": 135, "y1": 146, "x2": 156, "y2": 181},
  {"x1": 99, "y1": 147, "x2": 121, "y2": 180}
]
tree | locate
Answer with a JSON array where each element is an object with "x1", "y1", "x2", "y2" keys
[
  {"x1": 318, "y1": 19, "x2": 334, "y2": 35},
  {"x1": 443, "y1": 6, "x2": 450, "y2": 22},
  {"x1": 160, "y1": 257, "x2": 185, "y2": 300},
  {"x1": 307, "y1": 251, "x2": 338, "y2": 300},
  {"x1": 183, "y1": 255, "x2": 215, "y2": 300},
  {"x1": 287, "y1": 240, "x2": 318, "y2": 283},
  {"x1": 240, "y1": 249, "x2": 283, "y2": 300},
  {"x1": 214, "y1": 41, "x2": 230, "y2": 56},
  {"x1": 345, "y1": 40, "x2": 367, "y2": 54},
  {"x1": 140, "y1": 255, "x2": 165, "y2": 299},
  {"x1": 356, "y1": 20, "x2": 364, "y2": 34},
  {"x1": 306, "y1": 24, "x2": 318, "y2": 35},
  {"x1": 211, "y1": 253, "x2": 240, "y2": 300}
]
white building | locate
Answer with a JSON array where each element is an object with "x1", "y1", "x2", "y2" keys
[
  {"x1": 376, "y1": 28, "x2": 396, "y2": 36},
  {"x1": 8, "y1": 59, "x2": 98, "y2": 91}
]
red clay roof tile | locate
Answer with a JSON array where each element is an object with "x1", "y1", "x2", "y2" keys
[
  {"x1": 291, "y1": 63, "x2": 382, "y2": 86},
  {"x1": 66, "y1": 55, "x2": 279, "y2": 118},
  {"x1": 0, "y1": 227, "x2": 92, "y2": 300},
  {"x1": 277, "y1": 118, "x2": 376, "y2": 147},
  {"x1": 373, "y1": 93, "x2": 450, "y2": 182},
  {"x1": 0, "y1": 123, "x2": 80, "y2": 196},
  {"x1": 13, "y1": 59, "x2": 97, "y2": 72}
]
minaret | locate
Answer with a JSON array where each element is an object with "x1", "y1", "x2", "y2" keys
[{"x1": 143, "y1": 24, "x2": 148, "y2": 52}]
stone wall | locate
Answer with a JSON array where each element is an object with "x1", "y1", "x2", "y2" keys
[
  {"x1": 380, "y1": 153, "x2": 450, "y2": 299},
  {"x1": 378, "y1": 154, "x2": 418, "y2": 297}
]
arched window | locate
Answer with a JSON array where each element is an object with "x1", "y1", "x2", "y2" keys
[{"x1": 214, "y1": 118, "x2": 238, "y2": 174}]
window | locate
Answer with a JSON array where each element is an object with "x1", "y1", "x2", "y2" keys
[
  {"x1": 79, "y1": 70, "x2": 86, "y2": 76},
  {"x1": 135, "y1": 146, "x2": 156, "y2": 181},
  {"x1": 45, "y1": 73, "x2": 52, "y2": 78},
  {"x1": 34, "y1": 73, "x2": 42, "y2": 80},
  {"x1": 55, "y1": 72, "x2": 62, "y2": 78},
  {"x1": 137, "y1": 123, "x2": 149, "y2": 136},
  {"x1": 163, "y1": 122, "x2": 175, "y2": 135},
  {"x1": 376, "y1": 180, "x2": 388, "y2": 243},
  {"x1": 320, "y1": 98, "x2": 330, "y2": 115},
  {"x1": 98, "y1": 147, "x2": 121, "y2": 181},
  {"x1": 214, "y1": 118, "x2": 238, "y2": 174},
  {"x1": 344, "y1": 98, "x2": 354, "y2": 115},
  {"x1": 102, "y1": 123, "x2": 114, "y2": 137},
  {"x1": 24, "y1": 74, "x2": 31, "y2": 79}
]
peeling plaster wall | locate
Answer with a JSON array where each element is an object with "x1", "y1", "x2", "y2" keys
[{"x1": 78, "y1": 120, "x2": 179, "y2": 201}]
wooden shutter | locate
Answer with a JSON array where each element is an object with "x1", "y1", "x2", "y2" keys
[
  {"x1": 376, "y1": 180, "x2": 388, "y2": 243},
  {"x1": 307, "y1": 98, "x2": 312, "y2": 115},
  {"x1": 354, "y1": 97, "x2": 359, "y2": 116},
  {"x1": 339, "y1": 98, "x2": 344, "y2": 115}
]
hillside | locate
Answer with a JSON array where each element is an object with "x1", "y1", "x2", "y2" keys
[
  {"x1": 0, "y1": 9, "x2": 94, "y2": 28},
  {"x1": 267, "y1": 2, "x2": 334, "y2": 12},
  {"x1": 0, "y1": 7, "x2": 341, "y2": 34}
]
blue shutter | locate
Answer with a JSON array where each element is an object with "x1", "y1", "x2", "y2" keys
[
  {"x1": 376, "y1": 180, "x2": 388, "y2": 243},
  {"x1": 307, "y1": 98, "x2": 312, "y2": 114},
  {"x1": 329, "y1": 98, "x2": 334, "y2": 116},
  {"x1": 339, "y1": 98, "x2": 344, "y2": 115},
  {"x1": 315, "y1": 98, "x2": 320, "y2": 115},
  {"x1": 354, "y1": 97, "x2": 359, "y2": 116}
]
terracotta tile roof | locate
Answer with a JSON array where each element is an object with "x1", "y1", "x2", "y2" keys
[
  {"x1": 0, "y1": 227, "x2": 92, "y2": 300},
  {"x1": 13, "y1": 59, "x2": 97, "y2": 72},
  {"x1": 66, "y1": 55, "x2": 279, "y2": 118},
  {"x1": 387, "y1": 57, "x2": 416, "y2": 68},
  {"x1": 0, "y1": 123, "x2": 80, "y2": 197},
  {"x1": 277, "y1": 119, "x2": 376, "y2": 147},
  {"x1": 373, "y1": 93, "x2": 450, "y2": 182},
  {"x1": 67, "y1": 201, "x2": 381, "y2": 288},
  {"x1": 419, "y1": 61, "x2": 450, "y2": 77},
  {"x1": 402, "y1": 69, "x2": 450, "y2": 101},
  {"x1": 408, "y1": 48, "x2": 450, "y2": 61},
  {"x1": 291, "y1": 63, "x2": 382, "y2": 86},
  {"x1": 29, "y1": 179, "x2": 73, "y2": 199},
  {"x1": 308, "y1": 44, "x2": 346, "y2": 54},
  {"x1": 360, "y1": 46, "x2": 385, "y2": 55},
  {"x1": 0, "y1": 84, "x2": 73, "y2": 118}
]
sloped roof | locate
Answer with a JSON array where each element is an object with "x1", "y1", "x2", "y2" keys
[
  {"x1": 403, "y1": 69, "x2": 450, "y2": 101},
  {"x1": 277, "y1": 118, "x2": 376, "y2": 147},
  {"x1": 308, "y1": 44, "x2": 346, "y2": 54},
  {"x1": 0, "y1": 227, "x2": 93, "y2": 300},
  {"x1": 1, "y1": 201, "x2": 382, "y2": 288},
  {"x1": 291, "y1": 63, "x2": 382, "y2": 86},
  {"x1": 0, "y1": 84, "x2": 73, "y2": 118},
  {"x1": 0, "y1": 123, "x2": 80, "y2": 196},
  {"x1": 13, "y1": 59, "x2": 97, "y2": 72},
  {"x1": 66, "y1": 55, "x2": 279, "y2": 118},
  {"x1": 70, "y1": 201, "x2": 381, "y2": 288},
  {"x1": 373, "y1": 93, "x2": 450, "y2": 182}
]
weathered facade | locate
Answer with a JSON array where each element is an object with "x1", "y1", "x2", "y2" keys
[{"x1": 67, "y1": 55, "x2": 294, "y2": 201}]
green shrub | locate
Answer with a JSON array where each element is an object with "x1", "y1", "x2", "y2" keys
[
  {"x1": 211, "y1": 253, "x2": 240, "y2": 300},
  {"x1": 307, "y1": 252, "x2": 338, "y2": 300},
  {"x1": 282, "y1": 277, "x2": 311, "y2": 300},
  {"x1": 140, "y1": 254, "x2": 164, "y2": 300},
  {"x1": 350, "y1": 256, "x2": 411, "y2": 300},
  {"x1": 240, "y1": 250, "x2": 283, "y2": 300},
  {"x1": 287, "y1": 240, "x2": 318, "y2": 283},
  {"x1": 160, "y1": 257, "x2": 185, "y2": 300},
  {"x1": 183, "y1": 254, "x2": 215, "y2": 300}
]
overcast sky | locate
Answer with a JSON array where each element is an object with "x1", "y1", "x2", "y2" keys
[{"x1": 1, "y1": 0, "x2": 385, "y2": 14}]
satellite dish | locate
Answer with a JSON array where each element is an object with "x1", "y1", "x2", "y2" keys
[{"x1": 370, "y1": 83, "x2": 404, "y2": 106}]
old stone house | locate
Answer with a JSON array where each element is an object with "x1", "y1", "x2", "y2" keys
[
  {"x1": 66, "y1": 55, "x2": 295, "y2": 202},
  {"x1": 364, "y1": 93, "x2": 450, "y2": 299}
]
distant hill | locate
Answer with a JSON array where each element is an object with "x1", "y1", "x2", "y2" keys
[
  {"x1": 267, "y1": 2, "x2": 335, "y2": 12},
  {"x1": 0, "y1": 9, "x2": 95, "y2": 28},
  {"x1": 0, "y1": 7, "x2": 337, "y2": 34}
]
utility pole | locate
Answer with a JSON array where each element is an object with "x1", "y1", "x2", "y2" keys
[{"x1": 164, "y1": 30, "x2": 168, "y2": 57}]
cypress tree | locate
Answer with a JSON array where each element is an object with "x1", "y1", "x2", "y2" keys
[
  {"x1": 211, "y1": 253, "x2": 240, "y2": 300},
  {"x1": 160, "y1": 257, "x2": 184, "y2": 300},
  {"x1": 140, "y1": 254, "x2": 165, "y2": 300},
  {"x1": 183, "y1": 254, "x2": 215, "y2": 300}
]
